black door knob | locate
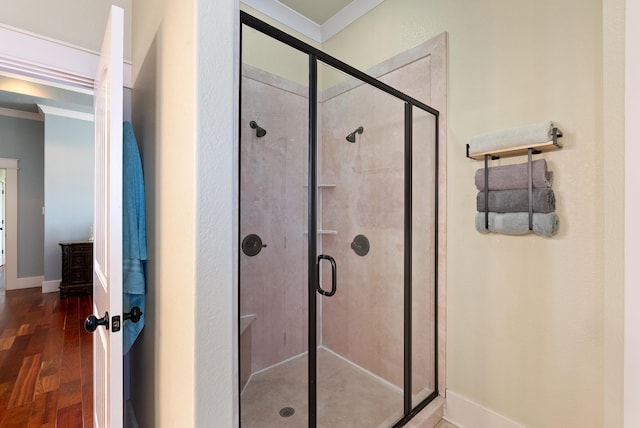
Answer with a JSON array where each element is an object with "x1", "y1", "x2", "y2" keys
[
  {"x1": 124, "y1": 306, "x2": 143, "y2": 323},
  {"x1": 85, "y1": 312, "x2": 110, "y2": 333}
]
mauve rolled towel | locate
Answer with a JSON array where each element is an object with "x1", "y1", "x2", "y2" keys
[
  {"x1": 475, "y1": 212, "x2": 559, "y2": 237},
  {"x1": 475, "y1": 159, "x2": 553, "y2": 191},
  {"x1": 477, "y1": 188, "x2": 555, "y2": 213}
]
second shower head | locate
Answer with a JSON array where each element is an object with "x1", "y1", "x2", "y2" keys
[
  {"x1": 346, "y1": 126, "x2": 364, "y2": 143},
  {"x1": 250, "y1": 120, "x2": 267, "y2": 138}
]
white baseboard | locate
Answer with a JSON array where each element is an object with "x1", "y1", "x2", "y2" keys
[
  {"x1": 42, "y1": 280, "x2": 60, "y2": 294},
  {"x1": 445, "y1": 390, "x2": 525, "y2": 428},
  {"x1": 8, "y1": 275, "x2": 45, "y2": 290}
]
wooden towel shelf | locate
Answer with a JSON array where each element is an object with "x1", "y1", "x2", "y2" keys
[{"x1": 466, "y1": 128, "x2": 563, "y2": 160}]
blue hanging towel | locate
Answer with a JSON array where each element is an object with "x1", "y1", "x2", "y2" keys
[{"x1": 122, "y1": 121, "x2": 147, "y2": 354}]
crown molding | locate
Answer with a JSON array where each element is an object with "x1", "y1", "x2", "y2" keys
[
  {"x1": 0, "y1": 23, "x2": 132, "y2": 90},
  {"x1": 38, "y1": 104, "x2": 94, "y2": 122},
  {"x1": 241, "y1": 0, "x2": 384, "y2": 43},
  {"x1": 241, "y1": 0, "x2": 322, "y2": 42},
  {"x1": 0, "y1": 106, "x2": 42, "y2": 122},
  {"x1": 322, "y1": 0, "x2": 384, "y2": 41}
]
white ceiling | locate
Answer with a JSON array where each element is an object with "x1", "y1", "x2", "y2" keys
[{"x1": 241, "y1": 0, "x2": 385, "y2": 43}]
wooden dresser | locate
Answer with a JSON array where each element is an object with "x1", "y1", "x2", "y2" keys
[{"x1": 59, "y1": 241, "x2": 93, "y2": 298}]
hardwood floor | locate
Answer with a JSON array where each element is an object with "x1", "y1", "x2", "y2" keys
[{"x1": 0, "y1": 287, "x2": 93, "y2": 428}]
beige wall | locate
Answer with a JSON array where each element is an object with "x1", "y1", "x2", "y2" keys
[
  {"x1": 130, "y1": 0, "x2": 197, "y2": 426},
  {"x1": 131, "y1": 0, "x2": 239, "y2": 426},
  {"x1": 0, "y1": 0, "x2": 132, "y2": 61},
  {"x1": 321, "y1": 0, "x2": 622, "y2": 427}
]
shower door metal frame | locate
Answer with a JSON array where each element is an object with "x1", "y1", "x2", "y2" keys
[{"x1": 239, "y1": 11, "x2": 440, "y2": 427}]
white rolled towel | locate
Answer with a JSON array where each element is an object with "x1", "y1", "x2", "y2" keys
[{"x1": 468, "y1": 120, "x2": 554, "y2": 155}]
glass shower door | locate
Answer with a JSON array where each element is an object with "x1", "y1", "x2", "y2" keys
[
  {"x1": 314, "y1": 61, "x2": 407, "y2": 427},
  {"x1": 239, "y1": 23, "x2": 310, "y2": 427},
  {"x1": 240, "y1": 12, "x2": 440, "y2": 427}
]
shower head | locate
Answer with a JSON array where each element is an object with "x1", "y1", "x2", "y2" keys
[
  {"x1": 346, "y1": 126, "x2": 364, "y2": 143},
  {"x1": 250, "y1": 120, "x2": 267, "y2": 138}
]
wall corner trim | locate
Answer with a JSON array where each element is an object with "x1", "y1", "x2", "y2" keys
[{"x1": 445, "y1": 390, "x2": 526, "y2": 428}]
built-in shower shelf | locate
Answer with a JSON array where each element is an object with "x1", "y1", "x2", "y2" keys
[
  {"x1": 303, "y1": 230, "x2": 337, "y2": 235},
  {"x1": 303, "y1": 183, "x2": 336, "y2": 188}
]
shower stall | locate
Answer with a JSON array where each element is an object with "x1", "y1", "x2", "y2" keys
[{"x1": 239, "y1": 12, "x2": 440, "y2": 427}]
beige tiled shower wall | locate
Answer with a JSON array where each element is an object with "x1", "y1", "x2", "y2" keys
[
  {"x1": 240, "y1": 66, "x2": 309, "y2": 372},
  {"x1": 320, "y1": 57, "x2": 437, "y2": 396}
]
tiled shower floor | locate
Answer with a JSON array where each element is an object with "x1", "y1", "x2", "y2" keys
[{"x1": 241, "y1": 348, "x2": 407, "y2": 427}]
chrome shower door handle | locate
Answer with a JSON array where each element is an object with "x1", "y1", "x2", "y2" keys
[{"x1": 316, "y1": 254, "x2": 337, "y2": 297}]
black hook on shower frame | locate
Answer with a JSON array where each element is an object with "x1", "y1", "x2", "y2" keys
[
  {"x1": 250, "y1": 120, "x2": 267, "y2": 138},
  {"x1": 346, "y1": 126, "x2": 364, "y2": 143}
]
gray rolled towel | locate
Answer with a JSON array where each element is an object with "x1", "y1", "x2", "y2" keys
[
  {"x1": 477, "y1": 188, "x2": 555, "y2": 213},
  {"x1": 475, "y1": 212, "x2": 559, "y2": 237},
  {"x1": 475, "y1": 159, "x2": 553, "y2": 191}
]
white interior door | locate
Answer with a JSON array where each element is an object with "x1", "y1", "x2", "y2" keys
[{"x1": 90, "y1": 5, "x2": 124, "y2": 428}]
